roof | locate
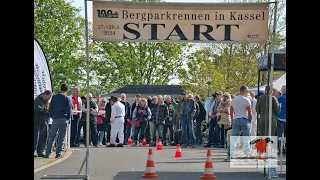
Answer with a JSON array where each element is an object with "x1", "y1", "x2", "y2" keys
[{"x1": 101, "y1": 85, "x2": 185, "y2": 99}]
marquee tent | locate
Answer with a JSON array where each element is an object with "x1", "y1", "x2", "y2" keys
[{"x1": 250, "y1": 73, "x2": 286, "y2": 94}]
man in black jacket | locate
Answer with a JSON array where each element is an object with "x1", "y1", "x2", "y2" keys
[
  {"x1": 120, "y1": 93, "x2": 131, "y2": 144},
  {"x1": 131, "y1": 94, "x2": 141, "y2": 142},
  {"x1": 105, "y1": 101, "x2": 112, "y2": 144},
  {"x1": 194, "y1": 95, "x2": 206, "y2": 144},
  {"x1": 34, "y1": 90, "x2": 52, "y2": 157}
]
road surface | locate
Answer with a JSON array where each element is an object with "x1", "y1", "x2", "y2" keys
[{"x1": 34, "y1": 145, "x2": 286, "y2": 180}]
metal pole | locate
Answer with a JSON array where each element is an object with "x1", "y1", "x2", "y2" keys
[
  {"x1": 84, "y1": 0, "x2": 90, "y2": 179},
  {"x1": 268, "y1": 1, "x2": 278, "y2": 179}
]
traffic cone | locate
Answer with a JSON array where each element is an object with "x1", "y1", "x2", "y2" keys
[
  {"x1": 174, "y1": 144, "x2": 182, "y2": 158},
  {"x1": 200, "y1": 150, "x2": 217, "y2": 180},
  {"x1": 156, "y1": 139, "x2": 163, "y2": 150},
  {"x1": 142, "y1": 136, "x2": 147, "y2": 147},
  {"x1": 128, "y1": 136, "x2": 133, "y2": 146},
  {"x1": 142, "y1": 148, "x2": 158, "y2": 179}
]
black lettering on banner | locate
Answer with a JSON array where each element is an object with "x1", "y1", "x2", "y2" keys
[
  {"x1": 230, "y1": 12, "x2": 236, "y2": 20},
  {"x1": 122, "y1": 10, "x2": 128, "y2": 19},
  {"x1": 216, "y1": 24, "x2": 240, "y2": 41},
  {"x1": 192, "y1": 24, "x2": 215, "y2": 41},
  {"x1": 123, "y1": 23, "x2": 140, "y2": 40},
  {"x1": 143, "y1": 24, "x2": 166, "y2": 40},
  {"x1": 165, "y1": 24, "x2": 187, "y2": 41}
]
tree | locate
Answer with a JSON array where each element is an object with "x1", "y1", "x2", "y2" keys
[
  {"x1": 178, "y1": 0, "x2": 286, "y2": 95},
  {"x1": 34, "y1": 0, "x2": 86, "y2": 91}
]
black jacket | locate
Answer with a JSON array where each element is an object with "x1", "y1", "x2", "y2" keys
[
  {"x1": 105, "y1": 102, "x2": 112, "y2": 124},
  {"x1": 120, "y1": 101, "x2": 131, "y2": 120},
  {"x1": 196, "y1": 101, "x2": 206, "y2": 122}
]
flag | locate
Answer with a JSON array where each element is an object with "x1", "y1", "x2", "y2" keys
[{"x1": 34, "y1": 39, "x2": 52, "y2": 99}]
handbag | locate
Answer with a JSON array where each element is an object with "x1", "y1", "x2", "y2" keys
[
  {"x1": 126, "y1": 119, "x2": 132, "y2": 128},
  {"x1": 135, "y1": 113, "x2": 144, "y2": 128},
  {"x1": 96, "y1": 116, "x2": 103, "y2": 125}
]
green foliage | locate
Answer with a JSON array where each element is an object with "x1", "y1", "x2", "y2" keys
[{"x1": 34, "y1": 0, "x2": 86, "y2": 91}]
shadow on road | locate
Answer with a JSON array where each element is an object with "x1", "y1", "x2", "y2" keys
[{"x1": 112, "y1": 171, "x2": 273, "y2": 180}]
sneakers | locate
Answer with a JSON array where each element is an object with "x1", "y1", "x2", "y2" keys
[
  {"x1": 98, "y1": 143, "x2": 103, "y2": 146},
  {"x1": 55, "y1": 154, "x2": 63, "y2": 158},
  {"x1": 107, "y1": 144, "x2": 116, "y2": 147}
]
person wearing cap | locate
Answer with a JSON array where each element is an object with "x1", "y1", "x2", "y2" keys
[
  {"x1": 204, "y1": 91, "x2": 223, "y2": 148},
  {"x1": 174, "y1": 91, "x2": 197, "y2": 148},
  {"x1": 107, "y1": 96, "x2": 126, "y2": 147}
]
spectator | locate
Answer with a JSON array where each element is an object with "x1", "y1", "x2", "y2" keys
[
  {"x1": 45, "y1": 84, "x2": 72, "y2": 158},
  {"x1": 256, "y1": 87, "x2": 280, "y2": 136},
  {"x1": 204, "y1": 92, "x2": 222, "y2": 148},
  {"x1": 131, "y1": 94, "x2": 142, "y2": 141},
  {"x1": 97, "y1": 98, "x2": 107, "y2": 146},
  {"x1": 216, "y1": 92, "x2": 232, "y2": 148},
  {"x1": 229, "y1": 85, "x2": 252, "y2": 157},
  {"x1": 132, "y1": 98, "x2": 151, "y2": 146},
  {"x1": 174, "y1": 91, "x2": 197, "y2": 148},
  {"x1": 70, "y1": 87, "x2": 82, "y2": 147},
  {"x1": 74, "y1": 96, "x2": 86, "y2": 147},
  {"x1": 120, "y1": 93, "x2": 131, "y2": 145},
  {"x1": 194, "y1": 95, "x2": 206, "y2": 144},
  {"x1": 163, "y1": 96, "x2": 175, "y2": 146},
  {"x1": 249, "y1": 91, "x2": 258, "y2": 136},
  {"x1": 82, "y1": 93, "x2": 99, "y2": 147},
  {"x1": 148, "y1": 96, "x2": 158, "y2": 145},
  {"x1": 273, "y1": 89, "x2": 282, "y2": 99},
  {"x1": 277, "y1": 85, "x2": 286, "y2": 153},
  {"x1": 34, "y1": 90, "x2": 52, "y2": 157},
  {"x1": 150, "y1": 95, "x2": 169, "y2": 147}
]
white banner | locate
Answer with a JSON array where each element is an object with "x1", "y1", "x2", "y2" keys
[{"x1": 34, "y1": 39, "x2": 52, "y2": 99}]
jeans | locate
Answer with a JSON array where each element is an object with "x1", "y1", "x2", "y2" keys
[
  {"x1": 98, "y1": 131, "x2": 107, "y2": 144},
  {"x1": 152, "y1": 122, "x2": 164, "y2": 144},
  {"x1": 70, "y1": 115, "x2": 79, "y2": 144},
  {"x1": 126, "y1": 127, "x2": 131, "y2": 142},
  {"x1": 34, "y1": 123, "x2": 48, "y2": 154},
  {"x1": 207, "y1": 118, "x2": 218, "y2": 145},
  {"x1": 230, "y1": 118, "x2": 251, "y2": 155},
  {"x1": 46, "y1": 122, "x2": 68, "y2": 155},
  {"x1": 181, "y1": 116, "x2": 196, "y2": 145},
  {"x1": 145, "y1": 120, "x2": 151, "y2": 144},
  {"x1": 134, "y1": 121, "x2": 147, "y2": 142},
  {"x1": 219, "y1": 124, "x2": 227, "y2": 146},
  {"x1": 195, "y1": 120, "x2": 202, "y2": 144},
  {"x1": 163, "y1": 124, "x2": 174, "y2": 142}
]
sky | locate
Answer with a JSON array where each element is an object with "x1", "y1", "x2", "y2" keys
[{"x1": 71, "y1": 0, "x2": 218, "y2": 20}]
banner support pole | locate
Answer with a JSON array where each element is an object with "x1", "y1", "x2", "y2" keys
[
  {"x1": 84, "y1": 0, "x2": 91, "y2": 179},
  {"x1": 267, "y1": 1, "x2": 278, "y2": 179}
]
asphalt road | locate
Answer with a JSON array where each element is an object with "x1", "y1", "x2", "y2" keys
[{"x1": 34, "y1": 145, "x2": 286, "y2": 180}]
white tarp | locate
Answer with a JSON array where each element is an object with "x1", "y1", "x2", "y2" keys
[
  {"x1": 34, "y1": 39, "x2": 52, "y2": 99},
  {"x1": 249, "y1": 73, "x2": 286, "y2": 94}
]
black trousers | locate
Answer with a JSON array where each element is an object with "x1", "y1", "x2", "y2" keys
[
  {"x1": 195, "y1": 120, "x2": 202, "y2": 144},
  {"x1": 107, "y1": 124, "x2": 111, "y2": 143},
  {"x1": 145, "y1": 120, "x2": 151, "y2": 144},
  {"x1": 75, "y1": 120, "x2": 98, "y2": 145},
  {"x1": 34, "y1": 123, "x2": 48, "y2": 154},
  {"x1": 163, "y1": 124, "x2": 174, "y2": 142}
]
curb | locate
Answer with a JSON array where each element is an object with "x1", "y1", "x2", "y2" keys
[{"x1": 34, "y1": 149, "x2": 73, "y2": 173}]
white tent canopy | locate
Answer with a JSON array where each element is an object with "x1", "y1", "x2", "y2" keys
[{"x1": 249, "y1": 73, "x2": 286, "y2": 94}]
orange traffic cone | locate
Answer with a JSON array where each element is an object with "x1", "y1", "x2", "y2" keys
[
  {"x1": 128, "y1": 136, "x2": 133, "y2": 146},
  {"x1": 174, "y1": 144, "x2": 182, "y2": 158},
  {"x1": 142, "y1": 136, "x2": 147, "y2": 147},
  {"x1": 142, "y1": 148, "x2": 159, "y2": 179},
  {"x1": 200, "y1": 150, "x2": 217, "y2": 180},
  {"x1": 156, "y1": 139, "x2": 163, "y2": 150}
]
